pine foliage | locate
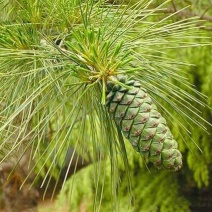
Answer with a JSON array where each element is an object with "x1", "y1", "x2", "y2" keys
[
  {"x1": 55, "y1": 1, "x2": 212, "y2": 211},
  {"x1": 171, "y1": 42, "x2": 212, "y2": 188},
  {"x1": 0, "y1": 0, "x2": 212, "y2": 211},
  {"x1": 57, "y1": 154, "x2": 190, "y2": 212}
]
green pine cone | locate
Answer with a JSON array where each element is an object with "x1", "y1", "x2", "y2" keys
[{"x1": 106, "y1": 76, "x2": 182, "y2": 171}]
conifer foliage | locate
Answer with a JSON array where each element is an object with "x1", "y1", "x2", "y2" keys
[{"x1": 0, "y1": 0, "x2": 211, "y2": 211}]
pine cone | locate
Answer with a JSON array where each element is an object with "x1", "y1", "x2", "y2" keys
[{"x1": 106, "y1": 76, "x2": 182, "y2": 171}]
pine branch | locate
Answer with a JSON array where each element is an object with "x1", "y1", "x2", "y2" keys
[
  {"x1": 155, "y1": 1, "x2": 212, "y2": 30},
  {"x1": 163, "y1": 8, "x2": 212, "y2": 22},
  {"x1": 0, "y1": 162, "x2": 14, "y2": 173}
]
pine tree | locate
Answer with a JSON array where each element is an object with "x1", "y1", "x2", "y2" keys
[{"x1": 0, "y1": 0, "x2": 211, "y2": 211}]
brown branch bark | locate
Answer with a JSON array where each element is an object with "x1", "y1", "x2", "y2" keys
[
  {"x1": 0, "y1": 151, "x2": 39, "y2": 212},
  {"x1": 0, "y1": 162, "x2": 14, "y2": 173}
]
